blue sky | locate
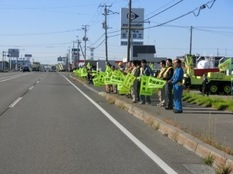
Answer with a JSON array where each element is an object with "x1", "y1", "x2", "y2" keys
[{"x1": 0, "y1": 0, "x2": 232, "y2": 64}]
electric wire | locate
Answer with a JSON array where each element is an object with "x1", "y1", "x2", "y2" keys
[
  {"x1": 144, "y1": 0, "x2": 184, "y2": 22},
  {"x1": 88, "y1": 33, "x2": 105, "y2": 47},
  {"x1": 144, "y1": 0, "x2": 217, "y2": 30},
  {"x1": 94, "y1": 39, "x2": 105, "y2": 49}
]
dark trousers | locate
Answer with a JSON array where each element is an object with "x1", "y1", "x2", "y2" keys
[
  {"x1": 165, "y1": 83, "x2": 173, "y2": 108},
  {"x1": 202, "y1": 87, "x2": 209, "y2": 96}
]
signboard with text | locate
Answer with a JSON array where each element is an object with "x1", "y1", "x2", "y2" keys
[
  {"x1": 121, "y1": 41, "x2": 143, "y2": 46},
  {"x1": 25, "y1": 54, "x2": 32, "y2": 58},
  {"x1": 8, "y1": 49, "x2": 19, "y2": 58},
  {"x1": 120, "y1": 8, "x2": 144, "y2": 45},
  {"x1": 121, "y1": 29, "x2": 143, "y2": 40},
  {"x1": 121, "y1": 8, "x2": 144, "y2": 30}
]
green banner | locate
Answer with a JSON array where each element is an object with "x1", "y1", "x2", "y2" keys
[{"x1": 218, "y1": 58, "x2": 232, "y2": 71}]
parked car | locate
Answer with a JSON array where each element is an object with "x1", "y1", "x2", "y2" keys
[{"x1": 23, "y1": 67, "x2": 30, "y2": 72}]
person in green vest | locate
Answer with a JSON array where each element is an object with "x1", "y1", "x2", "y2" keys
[
  {"x1": 131, "y1": 60, "x2": 140, "y2": 103},
  {"x1": 156, "y1": 60, "x2": 167, "y2": 107},
  {"x1": 163, "y1": 58, "x2": 174, "y2": 110}
]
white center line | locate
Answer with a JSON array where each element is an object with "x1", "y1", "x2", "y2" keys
[
  {"x1": 29, "y1": 86, "x2": 34, "y2": 90},
  {"x1": 9, "y1": 97, "x2": 22, "y2": 108}
]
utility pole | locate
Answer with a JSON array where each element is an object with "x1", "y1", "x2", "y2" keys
[
  {"x1": 89, "y1": 47, "x2": 95, "y2": 60},
  {"x1": 100, "y1": 4, "x2": 118, "y2": 62},
  {"x1": 189, "y1": 26, "x2": 193, "y2": 55},
  {"x1": 104, "y1": 5, "x2": 109, "y2": 62},
  {"x1": 82, "y1": 25, "x2": 88, "y2": 60},
  {"x1": 77, "y1": 37, "x2": 81, "y2": 68},
  {"x1": 127, "y1": 0, "x2": 132, "y2": 62},
  {"x1": 2, "y1": 51, "x2": 5, "y2": 71}
]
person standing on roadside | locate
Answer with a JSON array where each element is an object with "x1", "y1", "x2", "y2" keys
[
  {"x1": 118, "y1": 62, "x2": 125, "y2": 73},
  {"x1": 202, "y1": 73, "x2": 209, "y2": 96},
  {"x1": 156, "y1": 60, "x2": 167, "y2": 107},
  {"x1": 139, "y1": 59, "x2": 153, "y2": 105},
  {"x1": 168, "y1": 58, "x2": 184, "y2": 113},
  {"x1": 163, "y1": 58, "x2": 174, "y2": 110},
  {"x1": 124, "y1": 61, "x2": 132, "y2": 75},
  {"x1": 184, "y1": 74, "x2": 191, "y2": 93},
  {"x1": 131, "y1": 60, "x2": 140, "y2": 103},
  {"x1": 124, "y1": 61, "x2": 133, "y2": 98}
]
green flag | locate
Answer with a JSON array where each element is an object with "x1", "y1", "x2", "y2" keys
[{"x1": 218, "y1": 58, "x2": 232, "y2": 71}]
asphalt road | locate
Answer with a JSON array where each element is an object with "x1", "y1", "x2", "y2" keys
[{"x1": 0, "y1": 72, "x2": 215, "y2": 174}]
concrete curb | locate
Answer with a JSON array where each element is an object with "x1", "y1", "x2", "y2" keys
[{"x1": 70, "y1": 74, "x2": 233, "y2": 173}]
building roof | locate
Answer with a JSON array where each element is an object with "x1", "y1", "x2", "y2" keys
[{"x1": 133, "y1": 45, "x2": 156, "y2": 57}]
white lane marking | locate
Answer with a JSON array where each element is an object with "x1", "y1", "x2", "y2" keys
[
  {"x1": 0, "y1": 73, "x2": 31, "y2": 83},
  {"x1": 36, "y1": 81, "x2": 39, "y2": 84},
  {"x1": 9, "y1": 97, "x2": 22, "y2": 108},
  {"x1": 29, "y1": 86, "x2": 34, "y2": 90},
  {"x1": 62, "y1": 74, "x2": 178, "y2": 174}
]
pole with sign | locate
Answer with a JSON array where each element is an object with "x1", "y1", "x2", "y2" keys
[{"x1": 121, "y1": 7, "x2": 144, "y2": 61}]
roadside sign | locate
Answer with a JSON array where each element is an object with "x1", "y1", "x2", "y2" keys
[
  {"x1": 121, "y1": 8, "x2": 144, "y2": 30},
  {"x1": 57, "y1": 57, "x2": 62, "y2": 61},
  {"x1": 8, "y1": 49, "x2": 19, "y2": 58},
  {"x1": 121, "y1": 29, "x2": 143, "y2": 40},
  {"x1": 25, "y1": 54, "x2": 32, "y2": 58},
  {"x1": 121, "y1": 41, "x2": 143, "y2": 46}
]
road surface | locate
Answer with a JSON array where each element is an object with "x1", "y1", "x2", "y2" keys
[{"x1": 0, "y1": 72, "x2": 214, "y2": 174}]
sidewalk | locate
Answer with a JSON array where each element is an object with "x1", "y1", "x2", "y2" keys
[{"x1": 69, "y1": 73, "x2": 233, "y2": 172}]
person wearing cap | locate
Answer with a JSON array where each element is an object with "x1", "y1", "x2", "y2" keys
[{"x1": 168, "y1": 58, "x2": 184, "y2": 113}]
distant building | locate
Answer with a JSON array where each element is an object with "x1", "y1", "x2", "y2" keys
[{"x1": 131, "y1": 45, "x2": 156, "y2": 61}]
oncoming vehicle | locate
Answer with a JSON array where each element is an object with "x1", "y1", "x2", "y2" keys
[{"x1": 23, "y1": 66, "x2": 30, "y2": 72}]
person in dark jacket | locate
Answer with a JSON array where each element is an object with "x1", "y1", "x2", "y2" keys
[
  {"x1": 139, "y1": 59, "x2": 153, "y2": 105},
  {"x1": 163, "y1": 58, "x2": 174, "y2": 110},
  {"x1": 184, "y1": 74, "x2": 191, "y2": 93},
  {"x1": 202, "y1": 73, "x2": 209, "y2": 96}
]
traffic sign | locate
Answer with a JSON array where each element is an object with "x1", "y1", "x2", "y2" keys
[{"x1": 8, "y1": 49, "x2": 19, "y2": 58}]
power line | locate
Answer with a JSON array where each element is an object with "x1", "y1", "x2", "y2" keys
[
  {"x1": 194, "y1": 28, "x2": 233, "y2": 34},
  {"x1": 0, "y1": 29, "x2": 80, "y2": 36},
  {"x1": 144, "y1": 0, "x2": 184, "y2": 22},
  {"x1": 144, "y1": 0, "x2": 217, "y2": 30},
  {"x1": 88, "y1": 33, "x2": 105, "y2": 47},
  {"x1": 94, "y1": 39, "x2": 105, "y2": 49}
]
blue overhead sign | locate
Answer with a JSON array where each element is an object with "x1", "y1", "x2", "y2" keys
[{"x1": 8, "y1": 49, "x2": 19, "y2": 58}]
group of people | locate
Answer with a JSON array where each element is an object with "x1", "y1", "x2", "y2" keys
[
  {"x1": 156, "y1": 58, "x2": 184, "y2": 113},
  {"x1": 85, "y1": 58, "x2": 212, "y2": 113},
  {"x1": 103, "y1": 58, "x2": 184, "y2": 113}
]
